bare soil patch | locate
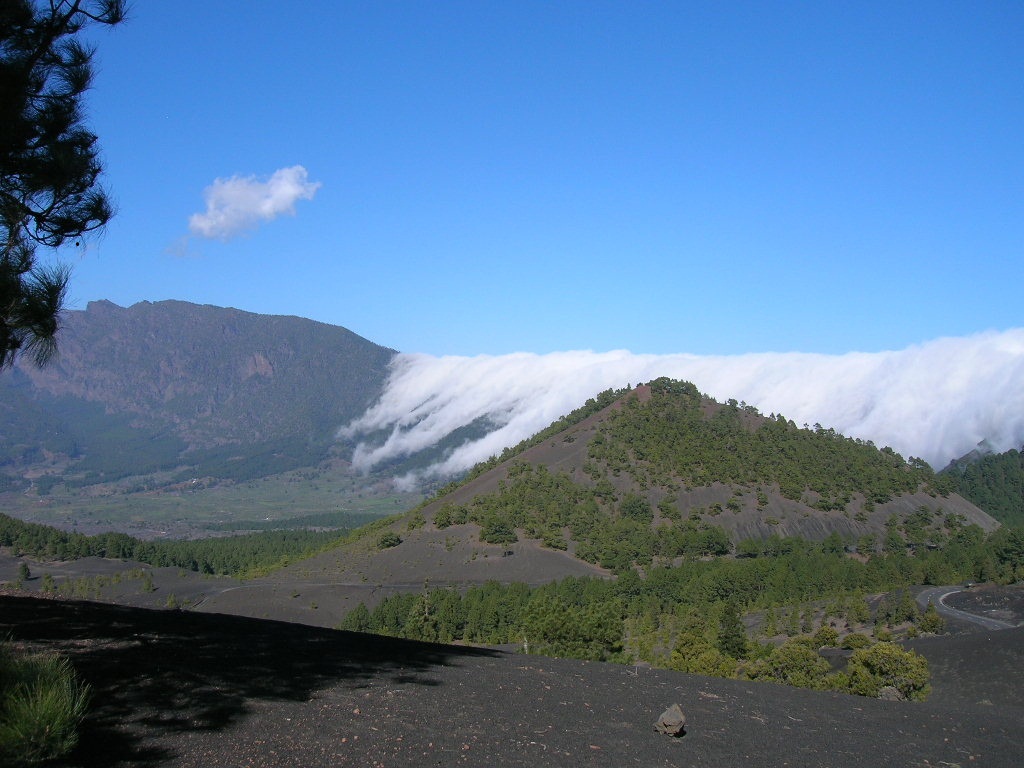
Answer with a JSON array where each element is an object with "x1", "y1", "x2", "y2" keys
[{"x1": 277, "y1": 523, "x2": 606, "y2": 582}]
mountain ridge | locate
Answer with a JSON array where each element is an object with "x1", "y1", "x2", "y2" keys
[
  {"x1": 0, "y1": 299, "x2": 403, "y2": 523},
  {"x1": 15, "y1": 299, "x2": 396, "y2": 447}
]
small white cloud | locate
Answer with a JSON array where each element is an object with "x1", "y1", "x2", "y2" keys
[{"x1": 188, "y1": 165, "x2": 321, "y2": 240}]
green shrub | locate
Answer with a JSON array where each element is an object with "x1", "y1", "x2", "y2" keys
[
  {"x1": 670, "y1": 631, "x2": 738, "y2": 678},
  {"x1": 39, "y1": 574, "x2": 56, "y2": 595},
  {"x1": 434, "y1": 504, "x2": 468, "y2": 529},
  {"x1": 339, "y1": 603, "x2": 372, "y2": 632},
  {"x1": 540, "y1": 529, "x2": 568, "y2": 550},
  {"x1": 524, "y1": 596, "x2": 622, "y2": 661},
  {"x1": 376, "y1": 532, "x2": 402, "y2": 549},
  {"x1": 741, "y1": 640, "x2": 832, "y2": 690},
  {"x1": 813, "y1": 625, "x2": 839, "y2": 648},
  {"x1": 845, "y1": 642, "x2": 930, "y2": 701},
  {"x1": 840, "y1": 632, "x2": 872, "y2": 650},
  {"x1": 0, "y1": 645, "x2": 90, "y2": 766},
  {"x1": 751, "y1": 640, "x2": 832, "y2": 690},
  {"x1": 480, "y1": 520, "x2": 517, "y2": 545},
  {"x1": 917, "y1": 601, "x2": 946, "y2": 634}
]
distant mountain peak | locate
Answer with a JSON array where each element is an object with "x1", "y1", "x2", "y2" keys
[{"x1": 1, "y1": 299, "x2": 397, "y2": 490}]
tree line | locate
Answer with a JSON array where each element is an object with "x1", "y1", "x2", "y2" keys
[
  {"x1": 342, "y1": 525, "x2": 1023, "y2": 699},
  {"x1": 944, "y1": 447, "x2": 1024, "y2": 526},
  {"x1": 431, "y1": 461, "x2": 971, "y2": 573},
  {"x1": 592, "y1": 378, "x2": 952, "y2": 506},
  {"x1": 0, "y1": 512, "x2": 345, "y2": 576}
]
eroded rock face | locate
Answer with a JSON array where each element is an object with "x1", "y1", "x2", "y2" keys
[{"x1": 654, "y1": 703, "x2": 687, "y2": 736}]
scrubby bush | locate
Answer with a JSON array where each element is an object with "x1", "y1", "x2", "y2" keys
[
  {"x1": 917, "y1": 602, "x2": 946, "y2": 634},
  {"x1": 433, "y1": 503, "x2": 468, "y2": 528},
  {"x1": 619, "y1": 493, "x2": 654, "y2": 524},
  {"x1": 376, "y1": 532, "x2": 402, "y2": 549},
  {"x1": 743, "y1": 640, "x2": 833, "y2": 690},
  {"x1": 670, "y1": 634, "x2": 738, "y2": 678},
  {"x1": 845, "y1": 642, "x2": 930, "y2": 701},
  {"x1": 479, "y1": 519, "x2": 517, "y2": 545},
  {"x1": 540, "y1": 529, "x2": 568, "y2": 550},
  {"x1": 339, "y1": 603, "x2": 372, "y2": 632},
  {"x1": 716, "y1": 601, "x2": 748, "y2": 659},
  {"x1": 813, "y1": 624, "x2": 839, "y2": 648},
  {"x1": 0, "y1": 644, "x2": 90, "y2": 766},
  {"x1": 841, "y1": 632, "x2": 872, "y2": 650}
]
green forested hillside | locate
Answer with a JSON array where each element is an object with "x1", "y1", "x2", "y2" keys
[
  {"x1": 943, "y1": 448, "x2": 1024, "y2": 526},
  {"x1": 595, "y1": 378, "x2": 949, "y2": 505},
  {"x1": 423, "y1": 378, "x2": 972, "y2": 571},
  {"x1": 434, "y1": 462, "x2": 732, "y2": 570}
]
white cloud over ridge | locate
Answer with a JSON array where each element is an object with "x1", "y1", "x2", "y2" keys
[
  {"x1": 340, "y1": 330, "x2": 1024, "y2": 486},
  {"x1": 189, "y1": 165, "x2": 321, "y2": 240}
]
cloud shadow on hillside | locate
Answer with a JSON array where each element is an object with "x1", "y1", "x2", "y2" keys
[{"x1": 1, "y1": 596, "x2": 500, "y2": 767}]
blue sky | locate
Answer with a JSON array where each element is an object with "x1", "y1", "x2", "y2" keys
[{"x1": 65, "y1": 1, "x2": 1023, "y2": 357}]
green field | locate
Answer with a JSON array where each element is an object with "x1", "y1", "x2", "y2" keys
[{"x1": 2, "y1": 463, "x2": 422, "y2": 538}]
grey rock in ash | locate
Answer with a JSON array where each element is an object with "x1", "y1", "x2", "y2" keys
[
  {"x1": 877, "y1": 686, "x2": 906, "y2": 702},
  {"x1": 654, "y1": 703, "x2": 687, "y2": 736}
]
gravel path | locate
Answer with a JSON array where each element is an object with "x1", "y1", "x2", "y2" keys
[{"x1": 916, "y1": 586, "x2": 1018, "y2": 631}]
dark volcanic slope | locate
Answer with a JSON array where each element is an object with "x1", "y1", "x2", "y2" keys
[
  {"x1": 907, "y1": 627, "x2": 1024, "y2": 711},
  {"x1": 3, "y1": 596, "x2": 1021, "y2": 768}
]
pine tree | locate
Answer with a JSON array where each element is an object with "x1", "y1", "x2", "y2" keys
[
  {"x1": 717, "y1": 601, "x2": 748, "y2": 659},
  {"x1": 1, "y1": 1, "x2": 125, "y2": 368},
  {"x1": 341, "y1": 603, "x2": 372, "y2": 633}
]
